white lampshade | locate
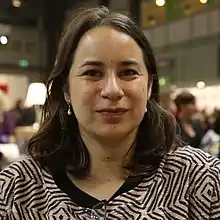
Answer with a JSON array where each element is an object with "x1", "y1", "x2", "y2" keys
[{"x1": 25, "y1": 83, "x2": 46, "y2": 106}]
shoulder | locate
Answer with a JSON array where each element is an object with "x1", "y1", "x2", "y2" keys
[
  {"x1": 164, "y1": 145, "x2": 220, "y2": 190},
  {"x1": 164, "y1": 146, "x2": 220, "y2": 177},
  {"x1": 168, "y1": 145, "x2": 219, "y2": 164},
  {"x1": 0, "y1": 158, "x2": 44, "y2": 216},
  {"x1": 0, "y1": 157, "x2": 43, "y2": 181},
  {"x1": 165, "y1": 146, "x2": 220, "y2": 218}
]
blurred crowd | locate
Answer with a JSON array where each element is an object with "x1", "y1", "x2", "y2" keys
[
  {"x1": 0, "y1": 89, "x2": 37, "y2": 169},
  {"x1": 162, "y1": 91, "x2": 220, "y2": 158},
  {"x1": 0, "y1": 90, "x2": 36, "y2": 144}
]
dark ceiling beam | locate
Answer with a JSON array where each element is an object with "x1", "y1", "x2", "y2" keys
[
  {"x1": 0, "y1": 17, "x2": 36, "y2": 26},
  {"x1": 43, "y1": 0, "x2": 67, "y2": 80}
]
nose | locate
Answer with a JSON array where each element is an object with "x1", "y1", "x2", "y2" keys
[{"x1": 100, "y1": 73, "x2": 124, "y2": 101}]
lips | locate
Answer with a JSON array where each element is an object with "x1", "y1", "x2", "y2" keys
[
  {"x1": 96, "y1": 108, "x2": 128, "y2": 117},
  {"x1": 96, "y1": 108, "x2": 128, "y2": 113},
  {"x1": 96, "y1": 108, "x2": 128, "y2": 123}
]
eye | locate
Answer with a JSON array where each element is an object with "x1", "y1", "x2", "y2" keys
[
  {"x1": 83, "y1": 70, "x2": 103, "y2": 77},
  {"x1": 119, "y1": 69, "x2": 139, "y2": 77}
]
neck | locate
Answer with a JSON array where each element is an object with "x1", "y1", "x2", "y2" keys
[
  {"x1": 178, "y1": 112, "x2": 191, "y2": 123},
  {"x1": 79, "y1": 128, "x2": 137, "y2": 183}
]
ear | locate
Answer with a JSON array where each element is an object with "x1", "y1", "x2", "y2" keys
[
  {"x1": 64, "y1": 91, "x2": 71, "y2": 103},
  {"x1": 63, "y1": 82, "x2": 71, "y2": 103}
]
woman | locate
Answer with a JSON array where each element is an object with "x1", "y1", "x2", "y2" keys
[{"x1": 0, "y1": 7, "x2": 219, "y2": 219}]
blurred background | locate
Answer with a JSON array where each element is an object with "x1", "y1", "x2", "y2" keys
[{"x1": 0, "y1": 0, "x2": 220, "y2": 169}]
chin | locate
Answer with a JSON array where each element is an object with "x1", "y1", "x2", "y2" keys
[{"x1": 94, "y1": 124, "x2": 137, "y2": 139}]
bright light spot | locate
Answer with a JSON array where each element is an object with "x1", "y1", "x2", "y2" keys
[
  {"x1": 12, "y1": 0, "x2": 21, "y2": 8},
  {"x1": 156, "y1": 0, "x2": 166, "y2": 7},
  {"x1": 200, "y1": 0, "x2": 208, "y2": 4},
  {"x1": 197, "y1": 81, "x2": 206, "y2": 89},
  {"x1": 0, "y1": 36, "x2": 8, "y2": 45},
  {"x1": 159, "y1": 77, "x2": 168, "y2": 86},
  {"x1": 18, "y1": 60, "x2": 29, "y2": 68}
]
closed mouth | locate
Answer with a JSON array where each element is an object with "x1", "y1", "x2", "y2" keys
[{"x1": 96, "y1": 108, "x2": 128, "y2": 113}]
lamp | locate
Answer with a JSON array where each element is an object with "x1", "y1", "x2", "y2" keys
[
  {"x1": 156, "y1": 0, "x2": 165, "y2": 7},
  {"x1": 12, "y1": 0, "x2": 21, "y2": 8},
  {"x1": 25, "y1": 82, "x2": 46, "y2": 107},
  {"x1": 25, "y1": 82, "x2": 46, "y2": 125}
]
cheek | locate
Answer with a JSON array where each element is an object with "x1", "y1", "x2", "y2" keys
[
  {"x1": 69, "y1": 81, "x2": 97, "y2": 108},
  {"x1": 130, "y1": 86, "x2": 148, "y2": 124},
  {"x1": 132, "y1": 80, "x2": 148, "y2": 99},
  {"x1": 126, "y1": 82, "x2": 148, "y2": 108}
]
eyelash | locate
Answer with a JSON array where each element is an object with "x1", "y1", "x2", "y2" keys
[
  {"x1": 119, "y1": 69, "x2": 139, "y2": 77},
  {"x1": 83, "y1": 69, "x2": 139, "y2": 77},
  {"x1": 83, "y1": 70, "x2": 103, "y2": 77}
]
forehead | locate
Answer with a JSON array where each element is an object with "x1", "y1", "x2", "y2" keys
[{"x1": 73, "y1": 26, "x2": 144, "y2": 63}]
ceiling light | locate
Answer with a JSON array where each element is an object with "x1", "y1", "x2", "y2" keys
[
  {"x1": 196, "y1": 81, "x2": 206, "y2": 89},
  {"x1": 12, "y1": 0, "x2": 21, "y2": 8},
  {"x1": 156, "y1": 0, "x2": 166, "y2": 7},
  {"x1": 0, "y1": 36, "x2": 8, "y2": 45},
  {"x1": 200, "y1": 0, "x2": 208, "y2": 4}
]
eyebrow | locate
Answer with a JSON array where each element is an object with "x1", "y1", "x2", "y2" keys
[
  {"x1": 79, "y1": 61, "x2": 103, "y2": 68},
  {"x1": 120, "y1": 60, "x2": 140, "y2": 66},
  {"x1": 79, "y1": 60, "x2": 140, "y2": 68}
]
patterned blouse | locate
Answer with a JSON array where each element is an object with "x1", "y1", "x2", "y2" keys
[{"x1": 0, "y1": 146, "x2": 219, "y2": 219}]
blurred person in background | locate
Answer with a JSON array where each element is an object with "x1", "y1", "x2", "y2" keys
[
  {"x1": 194, "y1": 108, "x2": 220, "y2": 159},
  {"x1": 174, "y1": 91, "x2": 205, "y2": 148},
  {"x1": 200, "y1": 109, "x2": 211, "y2": 133},
  {"x1": 11, "y1": 99, "x2": 36, "y2": 127},
  {"x1": 213, "y1": 109, "x2": 220, "y2": 135},
  {"x1": 0, "y1": 7, "x2": 219, "y2": 219},
  {"x1": 0, "y1": 90, "x2": 16, "y2": 172},
  {"x1": 10, "y1": 99, "x2": 24, "y2": 126},
  {"x1": 212, "y1": 109, "x2": 220, "y2": 158},
  {"x1": 213, "y1": 110, "x2": 220, "y2": 158},
  {"x1": 0, "y1": 90, "x2": 15, "y2": 144}
]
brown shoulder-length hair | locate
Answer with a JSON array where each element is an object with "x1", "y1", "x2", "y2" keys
[{"x1": 27, "y1": 6, "x2": 180, "y2": 178}]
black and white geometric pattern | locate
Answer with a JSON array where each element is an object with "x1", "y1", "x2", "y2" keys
[{"x1": 0, "y1": 146, "x2": 219, "y2": 219}]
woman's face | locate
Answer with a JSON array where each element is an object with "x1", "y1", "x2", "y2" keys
[{"x1": 65, "y1": 26, "x2": 151, "y2": 139}]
